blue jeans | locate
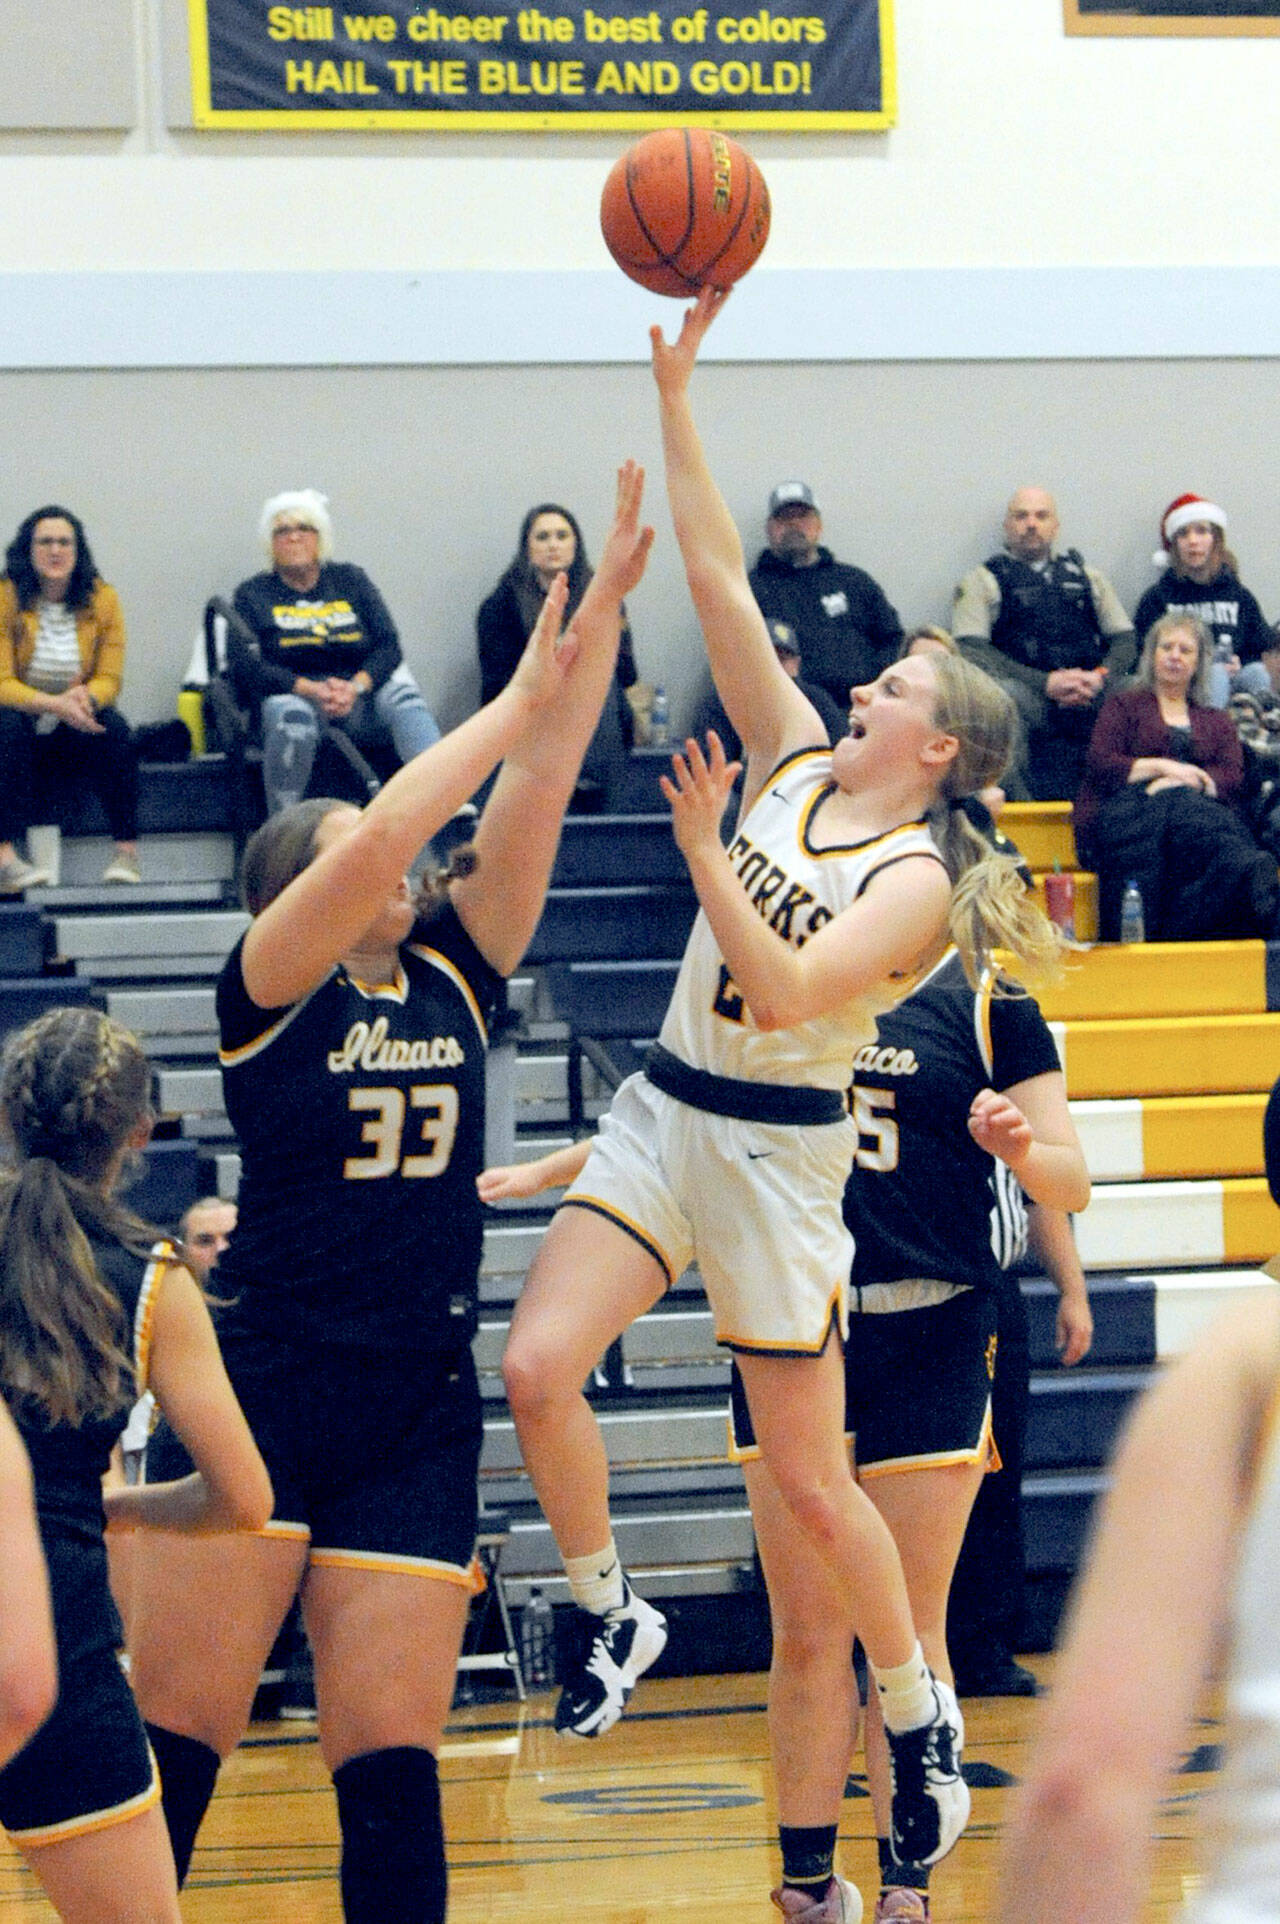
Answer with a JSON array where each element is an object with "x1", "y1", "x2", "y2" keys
[
  {"x1": 1206, "y1": 656, "x2": 1271, "y2": 711},
  {"x1": 261, "y1": 666, "x2": 441, "y2": 814}
]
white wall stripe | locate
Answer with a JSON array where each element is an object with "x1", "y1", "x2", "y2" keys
[{"x1": 3, "y1": 265, "x2": 1280, "y2": 370}]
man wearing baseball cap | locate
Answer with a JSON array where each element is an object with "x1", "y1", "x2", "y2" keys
[{"x1": 747, "y1": 480, "x2": 903, "y2": 707}]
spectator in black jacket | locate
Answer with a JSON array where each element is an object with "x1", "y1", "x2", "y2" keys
[
  {"x1": 747, "y1": 480, "x2": 903, "y2": 708},
  {"x1": 1133, "y1": 493, "x2": 1277, "y2": 710},
  {"x1": 952, "y1": 487, "x2": 1135, "y2": 801},
  {"x1": 232, "y1": 490, "x2": 441, "y2": 815},
  {"x1": 475, "y1": 501, "x2": 639, "y2": 805}
]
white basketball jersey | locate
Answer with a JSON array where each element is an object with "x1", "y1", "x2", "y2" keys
[
  {"x1": 658, "y1": 748, "x2": 943, "y2": 1092},
  {"x1": 1189, "y1": 1391, "x2": 1280, "y2": 1923}
]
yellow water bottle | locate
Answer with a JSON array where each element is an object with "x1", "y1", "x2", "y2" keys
[{"x1": 177, "y1": 687, "x2": 206, "y2": 757}]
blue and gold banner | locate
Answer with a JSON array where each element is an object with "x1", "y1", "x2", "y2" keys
[{"x1": 188, "y1": 0, "x2": 894, "y2": 128}]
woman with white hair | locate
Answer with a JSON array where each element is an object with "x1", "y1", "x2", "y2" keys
[{"x1": 231, "y1": 490, "x2": 442, "y2": 815}]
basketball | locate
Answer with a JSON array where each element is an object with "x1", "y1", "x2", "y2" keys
[{"x1": 600, "y1": 129, "x2": 771, "y2": 298}]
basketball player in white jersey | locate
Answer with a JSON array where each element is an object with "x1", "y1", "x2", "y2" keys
[{"x1": 503, "y1": 286, "x2": 1063, "y2": 1920}]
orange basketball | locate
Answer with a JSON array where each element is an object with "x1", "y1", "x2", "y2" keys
[{"x1": 600, "y1": 129, "x2": 771, "y2": 298}]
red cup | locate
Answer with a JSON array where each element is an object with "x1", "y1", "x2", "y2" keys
[{"x1": 1044, "y1": 870, "x2": 1075, "y2": 935}]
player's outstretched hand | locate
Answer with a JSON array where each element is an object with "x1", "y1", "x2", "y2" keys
[
  {"x1": 592, "y1": 459, "x2": 655, "y2": 600},
  {"x1": 477, "y1": 1162, "x2": 547, "y2": 1202},
  {"x1": 968, "y1": 1086, "x2": 1034, "y2": 1171},
  {"x1": 660, "y1": 730, "x2": 742, "y2": 863},
  {"x1": 509, "y1": 569, "x2": 578, "y2": 707},
  {"x1": 650, "y1": 285, "x2": 731, "y2": 401}
]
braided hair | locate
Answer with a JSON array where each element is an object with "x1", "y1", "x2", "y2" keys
[{"x1": 0, "y1": 1008, "x2": 156, "y2": 1425}]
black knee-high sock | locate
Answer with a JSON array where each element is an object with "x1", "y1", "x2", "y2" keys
[
  {"x1": 332, "y1": 1746, "x2": 446, "y2": 1924},
  {"x1": 145, "y1": 1722, "x2": 221, "y2": 1887}
]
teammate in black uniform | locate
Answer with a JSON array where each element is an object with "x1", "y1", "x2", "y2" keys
[
  {"x1": 126, "y1": 463, "x2": 653, "y2": 1924},
  {"x1": 729, "y1": 951, "x2": 1090, "y2": 1922},
  {"x1": 0, "y1": 1403, "x2": 55, "y2": 1770},
  {"x1": 0, "y1": 1006, "x2": 271, "y2": 1922}
]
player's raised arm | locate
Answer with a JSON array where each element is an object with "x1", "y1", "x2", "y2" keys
[
  {"x1": 453, "y1": 461, "x2": 654, "y2": 975},
  {"x1": 651, "y1": 291, "x2": 830, "y2": 804}
]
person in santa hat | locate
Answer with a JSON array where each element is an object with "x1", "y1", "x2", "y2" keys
[{"x1": 1133, "y1": 494, "x2": 1277, "y2": 709}]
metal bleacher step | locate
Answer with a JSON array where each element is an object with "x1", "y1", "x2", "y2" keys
[
  {"x1": 1022, "y1": 1470, "x2": 1106, "y2": 1574},
  {"x1": 482, "y1": 1399, "x2": 731, "y2": 1477},
  {"x1": 158, "y1": 1051, "x2": 582, "y2": 1134},
  {"x1": 0, "y1": 904, "x2": 46, "y2": 976},
  {"x1": 1078, "y1": 1180, "x2": 1280, "y2": 1270},
  {"x1": 550, "y1": 813, "x2": 689, "y2": 888},
  {"x1": 1027, "y1": 1366, "x2": 1153, "y2": 1468},
  {"x1": 0, "y1": 976, "x2": 104, "y2": 1033},
  {"x1": 37, "y1": 880, "x2": 231, "y2": 912},
  {"x1": 1000, "y1": 801, "x2": 1078, "y2": 872},
  {"x1": 1073, "y1": 1092, "x2": 1269, "y2": 1181},
  {"x1": 1038, "y1": 937, "x2": 1279, "y2": 1024},
  {"x1": 499, "y1": 1495, "x2": 756, "y2": 1598},
  {"x1": 54, "y1": 909, "x2": 248, "y2": 976},
  {"x1": 29, "y1": 832, "x2": 235, "y2": 894},
  {"x1": 1056, "y1": 1011, "x2": 1280, "y2": 1099},
  {"x1": 527, "y1": 884, "x2": 696, "y2": 965},
  {"x1": 107, "y1": 986, "x2": 218, "y2": 1050}
]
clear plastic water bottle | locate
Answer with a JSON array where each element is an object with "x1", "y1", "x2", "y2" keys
[
  {"x1": 1119, "y1": 878, "x2": 1146, "y2": 945},
  {"x1": 649, "y1": 685, "x2": 670, "y2": 749},
  {"x1": 520, "y1": 1586, "x2": 556, "y2": 1690}
]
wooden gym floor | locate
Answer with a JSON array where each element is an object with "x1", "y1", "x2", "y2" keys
[{"x1": 0, "y1": 1656, "x2": 1220, "y2": 1920}]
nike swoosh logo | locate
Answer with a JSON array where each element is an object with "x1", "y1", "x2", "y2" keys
[
  {"x1": 770, "y1": 789, "x2": 789, "y2": 802},
  {"x1": 747, "y1": 1150, "x2": 775, "y2": 1161}
]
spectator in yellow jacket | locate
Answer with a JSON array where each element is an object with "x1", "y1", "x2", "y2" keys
[{"x1": 0, "y1": 505, "x2": 139, "y2": 890}]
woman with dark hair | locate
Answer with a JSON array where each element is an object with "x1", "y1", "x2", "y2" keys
[
  {"x1": 0, "y1": 1005, "x2": 271, "y2": 1921},
  {"x1": 0, "y1": 505, "x2": 140, "y2": 890},
  {"x1": 476, "y1": 501, "x2": 640, "y2": 802},
  {"x1": 1075, "y1": 611, "x2": 1279, "y2": 940},
  {"x1": 1133, "y1": 494, "x2": 1276, "y2": 709},
  {"x1": 125, "y1": 464, "x2": 653, "y2": 1924}
]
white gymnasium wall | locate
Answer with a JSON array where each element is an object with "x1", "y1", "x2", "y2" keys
[{"x1": 0, "y1": 0, "x2": 1276, "y2": 721}]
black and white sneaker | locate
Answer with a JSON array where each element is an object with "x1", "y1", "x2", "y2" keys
[
  {"x1": 553, "y1": 1582, "x2": 668, "y2": 1738},
  {"x1": 885, "y1": 1675, "x2": 969, "y2": 1867}
]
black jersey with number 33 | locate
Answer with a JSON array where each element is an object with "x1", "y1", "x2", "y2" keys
[
  {"x1": 214, "y1": 904, "x2": 503, "y2": 1354},
  {"x1": 844, "y1": 950, "x2": 1061, "y2": 1294}
]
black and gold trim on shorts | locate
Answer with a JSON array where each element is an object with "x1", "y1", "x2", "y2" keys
[{"x1": 558, "y1": 1194, "x2": 676, "y2": 1289}]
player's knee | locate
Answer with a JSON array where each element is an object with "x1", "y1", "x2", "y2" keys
[
  {"x1": 770, "y1": 1612, "x2": 846, "y2": 1676},
  {"x1": 770, "y1": 1470, "x2": 845, "y2": 1559},
  {"x1": 502, "y1": 1334, "x2": 573, "y2": 1420}
]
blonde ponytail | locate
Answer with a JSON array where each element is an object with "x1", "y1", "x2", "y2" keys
[{"x1": 927, "y1": 654, "x2": 1068, "y2": 989}]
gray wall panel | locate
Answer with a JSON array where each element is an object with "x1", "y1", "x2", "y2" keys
[
  {"x1": 0, "y1": 1, "x2": 136, "y2": 130},
  {"x1": 0, "y1": 353, "x2": 1273, "y2": 726}
]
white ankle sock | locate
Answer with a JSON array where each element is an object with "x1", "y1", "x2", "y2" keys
[
  {"x1": 563, "y1": 1541, "x2": 626, "y2": 1616},
  {"x1": 870, "y1": 1641, "x2": 934, "y2": 1733}
]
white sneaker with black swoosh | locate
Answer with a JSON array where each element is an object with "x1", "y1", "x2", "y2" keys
[{"x1": 553, "y1": 1581, "x2": 668, "y2": 1738}]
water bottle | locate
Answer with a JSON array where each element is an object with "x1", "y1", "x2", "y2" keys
[
  {"x1": 1044, "y1": 863, "x2": 1076, "y2": 940},
  {"x1": 1119, "y1": 879, "x2": 1146, "y2": 945},
  {"x1": 520, "y1": 1586, "x2": 556, "y2": 1690},
  {"x1": 649, "y1": 685, "x2": 670, "y2": 749}
]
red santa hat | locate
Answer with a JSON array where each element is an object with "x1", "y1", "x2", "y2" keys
[{"x1": 1154, "y1": 493, "x2": 1226, "y2": 567}]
